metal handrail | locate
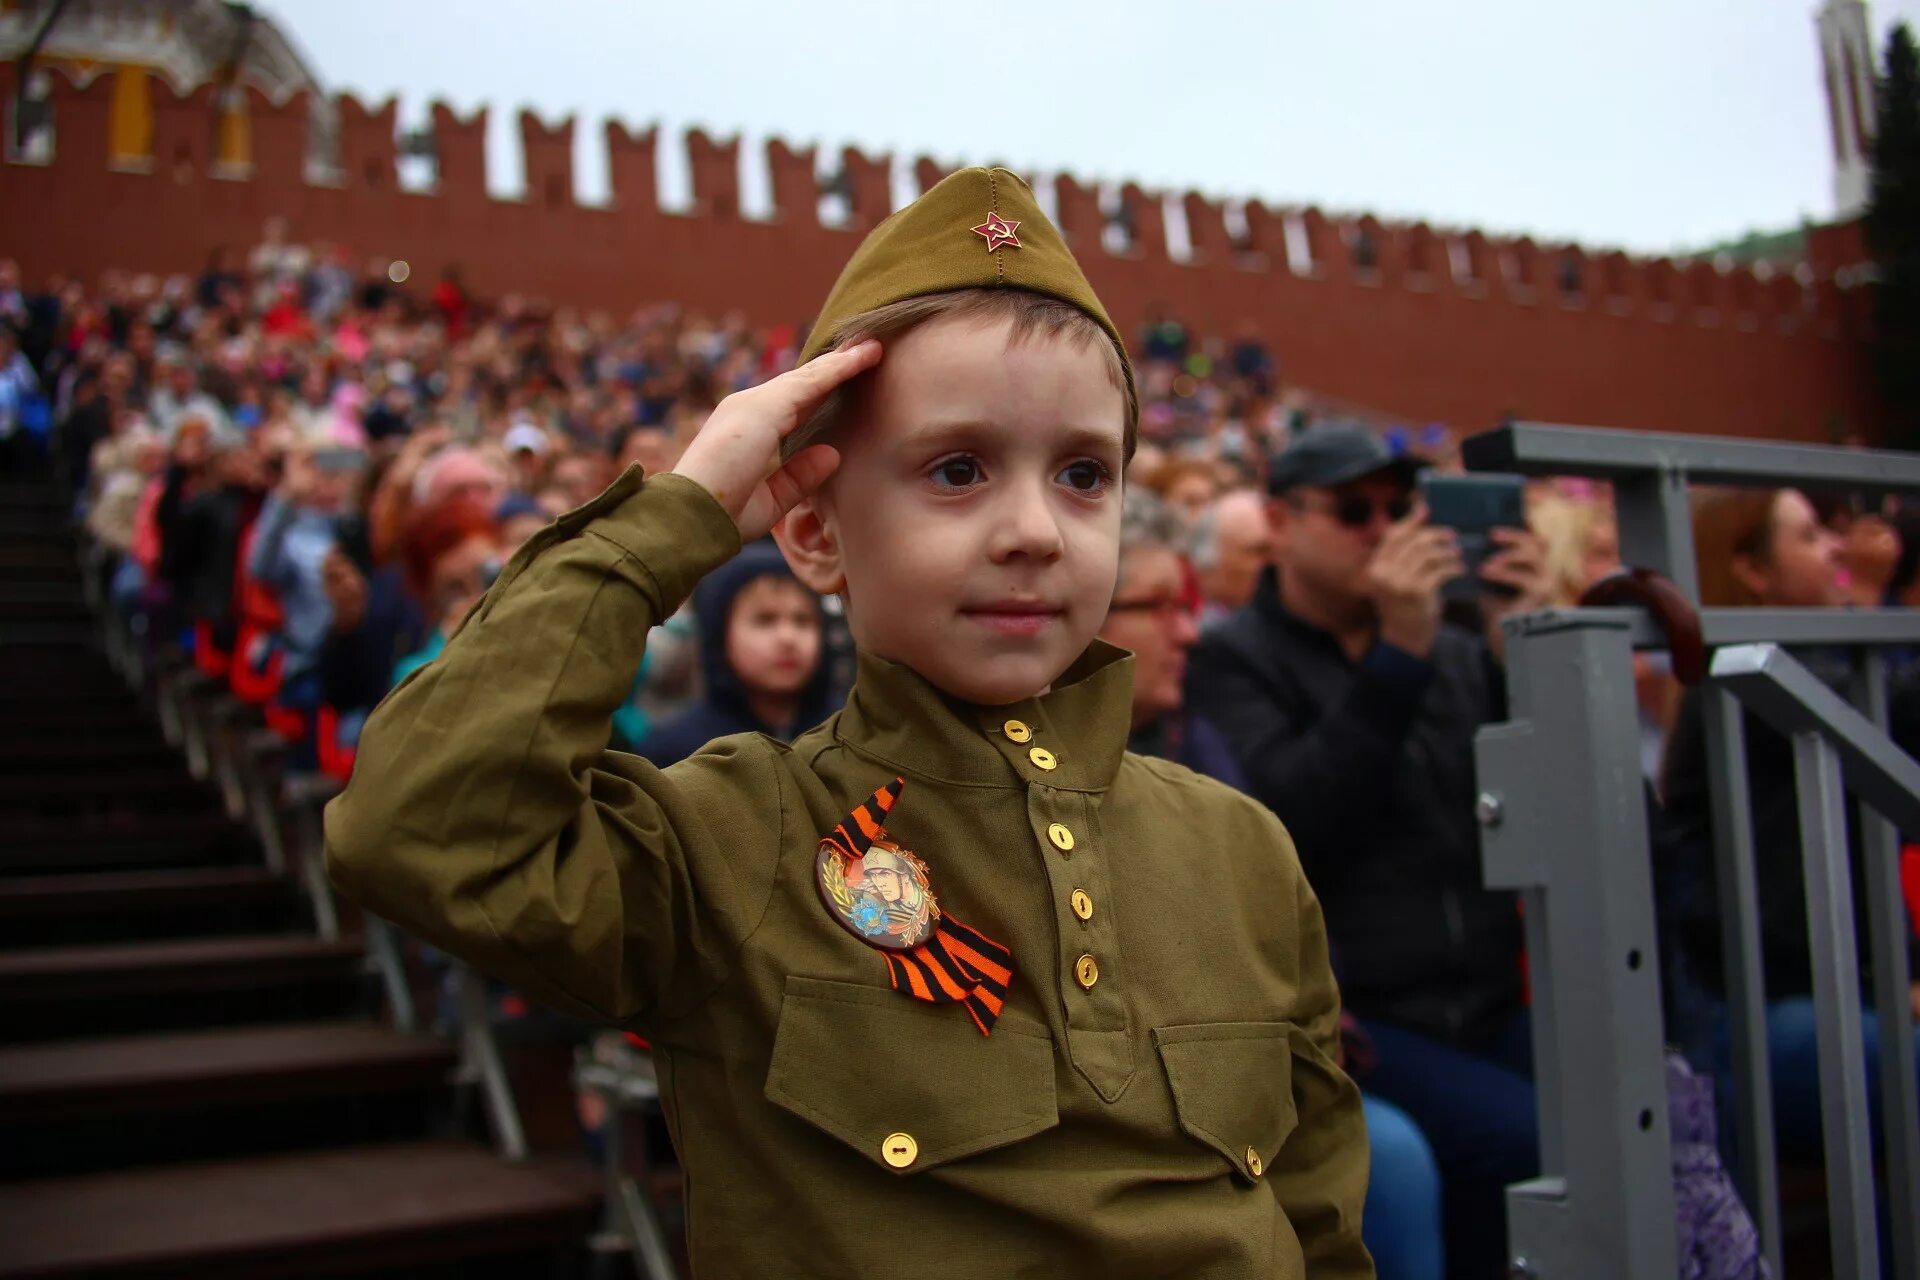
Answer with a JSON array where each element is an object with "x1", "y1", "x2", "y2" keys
[{"x1": 1465, "y1": 422, "x2": 1920, "y2": 1280}]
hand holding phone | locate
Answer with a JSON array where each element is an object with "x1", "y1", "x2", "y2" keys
[
  {"x1": 1418, "y1": 472, "x2": 1527, "y2": 600},
  {"x1": 1365, "y1": 500, "x2": 1463, "y2": 659}
]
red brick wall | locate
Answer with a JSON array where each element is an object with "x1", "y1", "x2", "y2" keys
[{"x1": 0, "y1": 61, "x2": 1882, "y2": 442}]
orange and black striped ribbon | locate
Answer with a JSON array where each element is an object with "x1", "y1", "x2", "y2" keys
[{"x1": 820, "y1": 777, "x2": 1016, "y2": 1036}]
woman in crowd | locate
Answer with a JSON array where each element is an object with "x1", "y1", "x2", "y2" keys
[
  {"x1": 390, "y1": 492, "x2": 503, "y2": 687},
  {"x1": 1658, "y1": 487, "x2": 1920, "y2": 1165}
]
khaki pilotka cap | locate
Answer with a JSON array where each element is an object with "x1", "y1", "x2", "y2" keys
[{"x1": 783, "y1": 166, "x2": 1139, "y2": 459}]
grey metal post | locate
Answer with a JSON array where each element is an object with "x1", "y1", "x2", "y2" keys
[
  {"x1": 1612, "y1": 467, "x2": 1699, "y2": 603},
  {"x1": 1791, "y1": 731, "x2": 1881, "y2": 1280},
  {"x1": 1700, "y1": 687, "x2": 1782, "y2": 1276},
  {"x1": 1476, "y1": 613, "x2": 1676, "y2": 1279},
  {"x1": 1854, "y1": 654, "x2": 1920, "y2": 1280},
  {"x1": 457, "y1": 965, "x2": 528, "y2": 1161}
]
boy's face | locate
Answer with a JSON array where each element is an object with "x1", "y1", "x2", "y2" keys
[
  {"x1": 781, "y1": 313, "x2": 1126, "y2": 706},
  {"x1": 725, "y1": 575, "x2": 822, "y2": 700}
]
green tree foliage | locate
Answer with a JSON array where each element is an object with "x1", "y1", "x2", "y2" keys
[{"x1": 1866, "y1": 23, "x2": 1920, "y2": 439}]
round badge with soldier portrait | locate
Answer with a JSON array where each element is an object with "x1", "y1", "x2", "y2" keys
[{"x1": 815, "y1": 837, "x2": 941, "y2": 951}]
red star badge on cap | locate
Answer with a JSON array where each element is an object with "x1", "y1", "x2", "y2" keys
[{"x1": 971, "y1": 212, "x2": 1022, "y2": 252}]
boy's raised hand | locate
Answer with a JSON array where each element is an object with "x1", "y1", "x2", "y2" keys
[{"x1": 672, "y1": 340, "x2": 881, "y2": 541}]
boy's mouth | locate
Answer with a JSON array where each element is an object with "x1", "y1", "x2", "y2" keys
[{"x1": 961, "y1": 600, "x2": 1064, "y2": 637}]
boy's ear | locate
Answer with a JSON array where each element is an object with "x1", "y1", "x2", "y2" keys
[{"x1": 773, "y1": 494, "x2": 847, "y2": 597}]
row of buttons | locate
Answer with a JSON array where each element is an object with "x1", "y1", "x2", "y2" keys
[
  {"x1": 1005, "y1": 719, "x2": 1100, "y2": 991},
  {"x1": 884, "y1": 1133, "x2": 1261, "y2": 1177}
]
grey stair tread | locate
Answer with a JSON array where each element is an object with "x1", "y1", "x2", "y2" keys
[
  {"x1": 0, "y1": 934, "x2": 363, "y2": 998},
  {"x1": 0, "y1": 1140, "x2": 602, "y2": 1278},
  {"x1": 0, "y1": 1021, "x2": 454, "y2": 1120},
  {"x1": 0, "y1": 866, "x2": 287, "y2": 917}
]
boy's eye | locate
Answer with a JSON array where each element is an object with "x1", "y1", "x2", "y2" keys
[
  {"x1": 1058, "y1": 459, "x2": 1112, "y2": 494},
  {"x1": 930, "y1": 455, "x2": 982, "y2": 489}
]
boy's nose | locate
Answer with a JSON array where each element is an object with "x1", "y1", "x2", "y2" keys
[{"x1": 988, "y1": 484, "x2": 1066, "y2": 563}]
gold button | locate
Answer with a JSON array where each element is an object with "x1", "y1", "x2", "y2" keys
[
  {"x1": 1070, "y1": 889, "x2": 1094, "y2": 921},
  {"x1": 882, "y1": 1132, "x2": 918, "y2": 1169},
  {"x1": 1047, "y1": 823, "x2": 1075, "y2": 853},
  {"x1": 1075, "y1": 953, "x2": 1099, "y2": 989},
  {"x1": 1246, "y1": 1146, "x2": 1264, "y2": 1178},
  {"x1": 1002, "y1": 719, "x2": 1033, "y2": 743},
  {"x1": 1028, "y1": 746, "x2": 1057, "y2": 771}
]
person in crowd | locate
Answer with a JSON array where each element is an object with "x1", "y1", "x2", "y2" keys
[
  {"x1": 1530, "y1": 484, "x2": 1619, "y2": 607},
  {"x1": 390, "y1": 492, "x2": 503, "y2": 687},
  {"x1": 86, "y1": 420, "x2": 164, "y2": 560},
  {"x1": 1191, "y1": 487, "x2": 1272, "y2": 625},
  {"x1": 156, "y1": 416, "x2": 269, "y2": 648},
  {"x1": 494, "y1": 492, "x2": 549, "y2": 555},
  {"x1": 1097, "y1": 492, "x2": 1235, "y2": 776},
  {"x1": 148, "y1": 351, "x2": 228, "y2": 440},
  {"x1": 316, "y1": 485, "x2": 430, "y2": 747},
  {"x1": 53, "y1": 364, "x2": 114, "y2": 491},
  {"x1": 1101, "y1": 489, "x2": 1445, "y2": 1280},
  {"x1": 327, "y1": 168, "x2": 1374, "y2": 1277},
  {"x1": 635, "y1": 542, "x2": 832, "y2": 766},
  {"x1": 1531, "y1": 483, "x2": 1676, "y2": 776},
  {"x1": 1657, "y1": 487, "x2": 1920, "y2": 1164},
  {"x1": 247, "y1": 441, "x2": 362, "y2": 703},
  {"x1": 614, "y1": 423, "x2": 679, "y2": 479},
  {"x1": 1141, "y1": 454, "x2": 1220, "y2": 525},
  {"x1": 1834, "y1": 502, "x2": 1902, "y2": 610},
  {"x1": 1187, "y1": 422, "x2": 1552, "y2": 1280},
  {"x1": 502, "y1": 420, "x2": 551, "y2": 493},
  {"x1": 0, "y1": 322, "x2": 42, "y2": 472}
]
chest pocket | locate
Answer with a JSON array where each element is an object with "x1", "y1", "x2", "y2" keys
[
  {"x1": 765, "y1": 976, "x2": 1059, "y2": 1175},
  {"x1": 1154, "y1": 1021, "x2": 1302, "y2": 1183}
]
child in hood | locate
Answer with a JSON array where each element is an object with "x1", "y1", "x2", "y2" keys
[{"x1": 636, "y1": 541, "x2": 833, "y2": 766}]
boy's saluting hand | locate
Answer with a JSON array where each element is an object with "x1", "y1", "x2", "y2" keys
[{"x1": 673, "y1": 339, "x2": 882, "y2": 541}]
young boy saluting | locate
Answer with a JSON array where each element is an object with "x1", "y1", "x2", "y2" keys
[{"x1": 327, "y1": 168, "x2": 1373, "y2": 1279}]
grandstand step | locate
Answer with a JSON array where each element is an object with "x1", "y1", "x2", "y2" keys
[
  {"x1": 0, "y1": 935, "x2": 367, "y2": 1042},
  {"x1": 0, "y1": 700, "x2": 152, "y2": 735},
  {"x1": 0, "y1": 587, "x2": 86, "y2": 614},
  {"x1": 0, "y1": 867, "x2": 301, "y2": 947},
  {"x1": 0, "y1": 738, "x2": 179, "y2": 771},
  {"x1": 1, "y1": 813, "x2": 254, "y2": 875},
  {"x1": 0, "y1": 1139, "x2": 600, "y2": 1279},
  {"x1": 0, "y1": 620, "x2": 97, "y2": 646},
  {"x1": 0, "y1": 681, "x2": 133, "y2": 709},
  {"x1": 0, "y1": 560, "x2": 79, "y2": 585},
  {"x1": 0, "y1": 770, "x2": 225, "y2": 824},
  {"x1": 0, "y1": 1021, "x2": 458, "y2": 1177},
  {"x1": 0, "y1": 1020, "x2": 454, "y2": 1123}
]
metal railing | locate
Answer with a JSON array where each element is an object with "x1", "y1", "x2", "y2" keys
[{"x1": 1464, "y1": 423, "x2": 1920, "y2": 1280}]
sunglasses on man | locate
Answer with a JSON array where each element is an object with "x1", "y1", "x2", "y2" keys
[{"x1": 1292, "y1": 491, "x2": 1414, "y2": 529}]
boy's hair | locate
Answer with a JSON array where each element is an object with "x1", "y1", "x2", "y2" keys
[{"x1": 787, "y1": 288, "x2": 1138, "y2": 465}]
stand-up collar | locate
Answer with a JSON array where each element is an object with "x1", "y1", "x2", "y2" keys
[{"x1": 832, "y1": 641, "x2": 1136, "y2": 793}]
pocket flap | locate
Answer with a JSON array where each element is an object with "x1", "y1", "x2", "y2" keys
[
  {"x1": 765, "y1": 976, "x2": 1058, "y2": 1175},
  {"x1": 1154, "y1": 1021, "x2": 1299, "y2": 1183}
]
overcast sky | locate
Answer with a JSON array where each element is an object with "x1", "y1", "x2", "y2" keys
[{"x1": 255, "y1": 0, "x2": 1920, "y2": 256}]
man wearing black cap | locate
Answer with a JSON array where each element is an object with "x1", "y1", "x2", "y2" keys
[{"x1": 1186, "y1": 423, "x2": 1549, "y2": 1280}]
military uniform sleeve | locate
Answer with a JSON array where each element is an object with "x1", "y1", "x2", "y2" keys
[
  {"x1": 323, "y1": 466, "x2": 786, "y2": 1026},
  {"x1": 1270, "y1": 823, "x2": 1376, "y2": 1279}
]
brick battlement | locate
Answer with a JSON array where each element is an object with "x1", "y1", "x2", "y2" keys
[{"x1": 0, "y1": 61, "x2": 1880, "y2": 440}]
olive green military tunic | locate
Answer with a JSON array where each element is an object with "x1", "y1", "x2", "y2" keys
[{"x1": 325, "y1": 467, "x2": 1373, "y2": 1279}]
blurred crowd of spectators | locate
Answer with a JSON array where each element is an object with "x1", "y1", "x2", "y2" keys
[{"x1": 5, "y1": 221, "x2": 1919, "y2": 1280}]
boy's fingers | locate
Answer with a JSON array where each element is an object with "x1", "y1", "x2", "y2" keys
[
  {"x1": 760, "y1": 445, "x2": 841, "y2": 525},
  {"x1": 764, "y1": 341, "x2": 882, "y2": 436}
]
